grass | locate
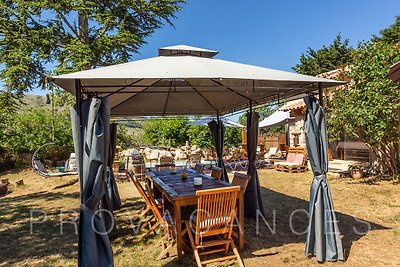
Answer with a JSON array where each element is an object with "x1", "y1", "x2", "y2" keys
[{"x1": 1, "y1": 168, "x2": 400, "y2": 266}]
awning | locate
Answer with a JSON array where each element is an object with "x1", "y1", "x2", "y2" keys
[
  {"x1": 189, "y1": 117, "x2": 244, "y2": 127},
  {"x1": 259, "y1": 110, "x2": 294, "y2": 128}
]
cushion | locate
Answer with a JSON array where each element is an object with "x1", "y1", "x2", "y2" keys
[{"x1": 286, "y1": 153, "x2": 296, "y2": 163}]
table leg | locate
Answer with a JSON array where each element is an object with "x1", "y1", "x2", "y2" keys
[
  {"x1": 239, "y1": 193, "x2": 245, "y2": 250},
  {"x1": 174, "y1": 203, "x2": 183, "y2": 260}
]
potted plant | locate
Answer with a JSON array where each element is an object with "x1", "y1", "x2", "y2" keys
[{"x1": 348, "y1": 165, "x2": 365, "y2": 179}]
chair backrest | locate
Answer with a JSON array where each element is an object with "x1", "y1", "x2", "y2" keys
[
  {"x1": 145, "y1": 182, "x2": 167, "y2": 228},
  {"x1": 33, "y1": 159, "x2": 49, "y2": 174},
  {"x1": 160, "y1": 155, "x2": 174, "y2": 164},
  {"x1": 266, "y1": 147, "x2": 278, "y2": 158},
  {"x1": 286, "y1": 153, "x2": 296, "y2": 163},
  {"x1": 231, "y1": 172, "x2": 251, "y2": 193},
  {"x1": 256, "y1": 151, "x2": 266, "y2": 160},
  {"x1": 294, "y1": 153, "x2": 305, "y2": 165},
  {"x1": 189, "y1": 153, "x2": 201, "y2": 166},
  {"x1": 127, "y1": 170, "x2": 152, "y2": 209},
  {"x1": 210, "y1": 166, "x2": 223, "y2": 180},
  {"x1": 155, "y1": 163, "x2": 175, "y2": 171},
  {"x1": 194, "y1": 186, "x2": 240, "y2": 245},
  {"x1": 194, "y1": 163, "x2": 205, "y2": 173}
]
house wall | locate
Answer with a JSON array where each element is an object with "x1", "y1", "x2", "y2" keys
[{"x1": 288, "y1": 115, "x2": 306, "y2": 147}]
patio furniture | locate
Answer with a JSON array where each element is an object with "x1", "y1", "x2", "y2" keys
[
  {"x1": 275, "y1": 147, "x2": 308, "y2": 173},
  {"x1": 126, "y1": 155, "x2": 146, "y2": 180},
  {"x1": 231, "y1": 172, "x2": 251, "y2": 240},
  {"x1": 147, "y1": 167, "x2": 245, "y2": 260},
  {"x1": 194, "y1": 163, "x2": 205, "y2": 173},
  {"x1": 188, "y1": 153, "x2": 201, "y2": 167},
  {"x1": 224, "y1": 152, "x2": 248, "y2": 170},
  {"x1": 144, "y1": 182, "x2": 188, "y2": 260},
  {"x1": 231, "y1": 172, "x2": 251, "y2": 193},
  {"x1": 255, "y1": 151, "x2": 267, "y2": 168},
  {"x1": 210, "y1": 166, "x2": 223, "y2": 180},
  {"x1": 127, "y1": 170, "x2": 162, "y2": 219},
  {"x1": 32, "y1": 159, "x2": 78, "y2": 178},
  {"x1": 160, "y1": 155, "x2": 174, "y2": 164},
  {"x1": 155, "y1": 163, "x2": 176, "y2": 171},
  {"x1": 185, "y1": 186, "x2": 244, "y2": 267}
]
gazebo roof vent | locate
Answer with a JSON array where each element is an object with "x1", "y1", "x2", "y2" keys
[{"x1": 158, "y1": 45, "x2": 219, "y2": 58}]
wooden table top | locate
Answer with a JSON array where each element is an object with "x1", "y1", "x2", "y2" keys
[{"x1": 148, "y1": 167, "x2": 233, "y2": 200}]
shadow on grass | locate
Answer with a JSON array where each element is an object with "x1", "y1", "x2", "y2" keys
[
  {"x1": 0, "y1": 182, "x2": 389, "y2": 266},
  {"x1": 0, "y1": 191, "x2": 81, "y2": 265},
  {"x1": 163, "y1": 186, "x2": 388, "y2": 266}
]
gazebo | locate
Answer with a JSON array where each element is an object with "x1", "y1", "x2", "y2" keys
[{"x1": 50, "y1": 45, "x2": 345, "y2": 266}]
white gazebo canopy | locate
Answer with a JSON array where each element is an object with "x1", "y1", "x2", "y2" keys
[{"x1": 50, "y1": 45, "x2": 345, "y2": 116}]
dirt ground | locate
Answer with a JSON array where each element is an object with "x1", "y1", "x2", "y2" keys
[{"x1": 0, "y1": 168, "x2": 399, "y2": 266}]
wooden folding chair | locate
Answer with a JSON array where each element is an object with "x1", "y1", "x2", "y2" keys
[
  {"x1": 194, "y1": 163, "x2": 205, "y2": 173},
  {"x1": 127, "y1": 170, "x2": 162, "y2": 218},
  {"x1": 185, "y1": 186, "x2": 244, "y2": 267},
  {"x1": 231, "y1": 172, "x2": 251, "y2": 240},
  {"x1": 145, "y1": 182, "x2": 188, "y2": 260},
  {"x1": 155, "y1": 163, "x2": 176, "y2": 171},
  {"x1": 210, "y1": 166, "x2": 223, "y2": 180},
  {"x1": 231, "y1": 172, "x2": 251, "y2": 193}
]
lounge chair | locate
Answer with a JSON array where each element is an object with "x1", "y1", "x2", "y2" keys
[
  {"x1": 224, "y1": 152, "x2": 248, "y2": 170},
  {"x1": 256, "y1": 147, "x2": 279, "y2": 168},
  {"x1": 32, "y1": 159, "x2": 78, "y2": 178}
]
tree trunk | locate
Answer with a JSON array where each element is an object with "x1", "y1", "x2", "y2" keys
[{"x1": 78, "y1": 1, "x2": 90, "y2": 70}]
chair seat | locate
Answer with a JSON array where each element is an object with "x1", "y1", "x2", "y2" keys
[{"x1": 191, "y1": 214, "x2": 232, "y2": 231}]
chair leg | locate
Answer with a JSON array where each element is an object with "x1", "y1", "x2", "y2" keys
[
  {"x1": 156, "y1": 233, "x2": 168, "y2": 246},
  {"x1": 142, "y1": 221, "x2": 160, "y2": 239},
  {"x1": 156, "y1": 240, "x2": 176, "y2": 260},
  {"x1": 231, "y1": 242, "x2": 244, "y2": 267},
  {"x1": 140, "y1": 206, "x2": 150, "y2": 217},
  {"x1": 185, "y1": 222, "x2": 196, "y2": 248},
  {"x1": 193, "y1": 249, "x2": 202, "y2": 267}
]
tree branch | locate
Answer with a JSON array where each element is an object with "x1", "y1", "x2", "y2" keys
[{"x1": 56, "y1": 11, "x2": 78, "y2": 37}]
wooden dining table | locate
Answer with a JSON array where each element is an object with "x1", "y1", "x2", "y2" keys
[{"x1": 147, "y1": 167, "x2": 245, "y2": 260}]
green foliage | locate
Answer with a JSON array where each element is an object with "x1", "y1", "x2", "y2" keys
[
  {"x1": 187, "y1": 126, "x2": 213, "y2": 149},
  {"x1": 293, "y1": 17, "x2": 400, "y2": 175},
  {"x1": 328, "y1": 41, "x2": 400, "y2": 175},
  {"x1": 143, "y1": 117, "x2": 189, "y2": 147},
  {"x1": 141, "y1": 117, "x2": 242, "y2": 149},
  {"x1": 117, "y1": 124, "x2": 137, "y2": 149},
  {"x1": 372, "y1": 16, "x2": 400, "y2": 46},
  {"x1": 0, "y1": 107, "x2": 73, "y2": 155},
  {"x1": 293, "y1": 34, "x2": 354, "y2": 76},
  {"x1": 0, "y1": 0, "x2": 185, "y2": 108},
  {"x1": 224, "y1": 127, "x2": 241, "y2": 148}
]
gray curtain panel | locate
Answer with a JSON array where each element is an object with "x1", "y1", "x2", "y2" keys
[
  {"x1": 71, "y1": 97, "x2": 114, "y2": 267},
  {"x1": 244, "y1": 111, "x2": 265, "y2": 217},
  {"x1": 304, "y1": 96, "x2": 343, "y2": 262},
  {"x1": 106, "y1": 123, "x2": 122, "y2": 211},
  {"x1": 208, "y1": 119, "x2": 229, "y2": 182}
]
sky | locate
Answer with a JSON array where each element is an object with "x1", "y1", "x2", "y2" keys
[{"x1": 28, "y1": 0, "x2": 399, "y2": 111}]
